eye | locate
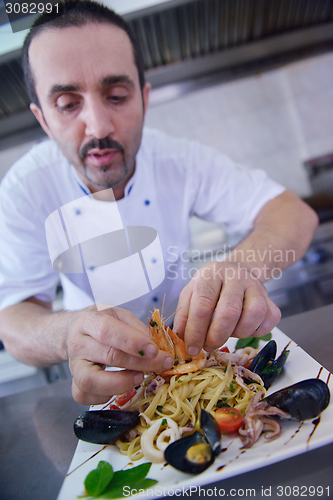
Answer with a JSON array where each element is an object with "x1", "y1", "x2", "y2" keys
[
  {"x1": 56, "y1": 94, "x2": 80, "y2": 112},
  {"x1": 105, "y1": 86, "x2": 129, "y2": 104},
  {"x1": 108, "y1": 95, "x2": 127, "y2": 103}
]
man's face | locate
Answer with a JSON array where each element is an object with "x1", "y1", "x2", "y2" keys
[{"x1": 29, "y1": 23, "x2": 150, "y2": 195}]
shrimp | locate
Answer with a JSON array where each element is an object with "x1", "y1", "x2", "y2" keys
[
  {"x1": 148, "y1": 308, "x2": 206, "y2": 376},
  {"x1": 148, "y1": 309, "x2": 175, "y2": 358}
]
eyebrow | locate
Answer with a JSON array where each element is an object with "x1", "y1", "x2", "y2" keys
[
  {"x1": 101, "y1": 75, "x2": 135, "y2": 89},
  {"x1": 48, "y1": 84, "x2": 81, "y2": 100},
  {"x1": 48, "y1": 75, "x2": 135, "y2": 101}
]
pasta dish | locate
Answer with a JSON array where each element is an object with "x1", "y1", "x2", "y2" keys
[{"x1": 112, "y1": 309, "x2": 266, "y2": 463}]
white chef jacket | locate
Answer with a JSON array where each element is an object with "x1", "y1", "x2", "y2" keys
[{"x1": 0, "y1": 127, "x2": 285, "y2": 322}]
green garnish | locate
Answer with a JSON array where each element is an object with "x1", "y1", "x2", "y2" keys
[
  {"x1": 161, "y1": 418, "x2": 167, "y2": 425},
  {"x1": 178, "y1": 379, "x2": 182, "y2": 383},
  {"x1": 84, "y1": 461, "x2": 113, "y2": 498},
  {"x1": 138, "y1": 350, "x2": 144, "y2": 356},
  {"x1": 230, "y1": 410, "x2": 237, "y2": 416},
  {"x1": 82, "y1": 462, "x2": 157, "y2": 499},
  {"x1": 235, "y1": 332, "x2": 272, "y2": 350},
  {"x1": 230, "y1": 381, "x2": 235, "y2": 393},
  {"x1": 156, "y1": 405, "x2": 163, "y2": 412},
  {"x1": 216, "y1": 400, "x2": 231, "y2": 408}
]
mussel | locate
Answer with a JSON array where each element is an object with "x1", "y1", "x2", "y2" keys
[
  {"x1": 249, "y1": 340, "x2": 290, "y2": 389},
  {"x1": 164, "y1": 409, "x2": 221, "y2": 474},
  {"x1": 265, "y1": 378, "x2": 330, "y2": 421},
  {"x1": 74, "y1": 409, "x2": 140, "y2": 444}
]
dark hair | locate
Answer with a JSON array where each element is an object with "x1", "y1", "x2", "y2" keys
[{"x1": 22, "y1": 0, "x2": 145, "y2": 107}]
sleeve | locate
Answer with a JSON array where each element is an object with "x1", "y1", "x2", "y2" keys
[
  {"x1": 0, "y1": 183, "x2": 60, "y2": 311},
  {"x1": 186, "y1": 141, "x2": 286, "y2": 234}
]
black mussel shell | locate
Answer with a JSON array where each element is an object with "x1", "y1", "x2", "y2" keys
[
  {"x1": 164, "y1": 431, "x2": 214, "y2": 474},
  {"x1": 74, "y1": 409, "x2": 140, "y2": 444},
  {"x1": 201, "y1": 409, "x2": 221, "y2": 456},
  {"x1": 265, "y1": 379, "x2": 330, "y2": 421},
  {"x1": 260, "y1": 346, "x2": 290, "y2": 389},
  {"x1": 249, "y1": 340, "x2": 277, "y2": 374},
  {"x1": 248, "y1": 340, "x2": 290, "y2": 389}
]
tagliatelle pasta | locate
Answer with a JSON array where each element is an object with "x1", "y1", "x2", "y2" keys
[{"x1": 115, "y1": 358, "x2": 266, "y2": 462}]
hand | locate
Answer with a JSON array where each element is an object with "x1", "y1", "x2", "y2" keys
[
  {"x1": 67, "y1": 306, "x2": 174, "y2": 405},
  {"x1": 173, "y1": 261, "x2": 281, "y2": 355}
]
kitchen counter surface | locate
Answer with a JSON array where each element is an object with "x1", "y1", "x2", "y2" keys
[{"x1": 0, "y1": 304, "x2": 333, "y2": 500}]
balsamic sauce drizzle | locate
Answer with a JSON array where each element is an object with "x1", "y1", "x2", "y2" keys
[
  {"x1": 307, "y1": 417, "x2": 321, "y2": 445},
  {"x1": 66, "y1": 445, "x2": 107, "y2": 476},
  {"x1": 215, "y1": 448, "x2": 245, "y2": 472}
]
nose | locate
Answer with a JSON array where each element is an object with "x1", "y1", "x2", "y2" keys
[{"x1": 82, "y1": 96, "x2": 115, "y2": 139}]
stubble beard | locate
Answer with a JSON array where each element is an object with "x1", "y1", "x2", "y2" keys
[
  {"x1": 78, "y1": 136, "x2": 134, "y2": 190},
  {"x1": 82, "y1": 154, "x2": 133, "y2": 189}
]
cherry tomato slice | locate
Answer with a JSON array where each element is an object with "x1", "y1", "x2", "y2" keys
[
  {"x1": 114, "y1": 388, "x2": 136, "y2": 406},
  {"x1": 219, "y1": 346, "x2": 230, "y2": 353},
  {"x1": 215, "y1": 407, "x2": 243, "y2": 433}
]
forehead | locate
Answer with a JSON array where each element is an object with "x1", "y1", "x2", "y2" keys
[{"x1": 29, "y1": 23, "x2": 139, "y2": 96}]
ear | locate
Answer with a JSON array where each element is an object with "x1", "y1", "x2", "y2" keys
[
  {"x1": 30, "y1": 103, "x2": 54, "y2": 139},
  {"x1": 142, "y1": 82, "x2": 151, "y2": 117}
]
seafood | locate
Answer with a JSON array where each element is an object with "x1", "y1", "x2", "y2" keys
[
  {"x1": 201, "y1": 407, "x2": 221, "y2": 455},
  {"x1": 238, "y1": 391, "x2": 289, "y2": 448},
  {"x1": 248, "y1": 340, "x2": 290, "y2": 388},
  {"x1": 264, "y1": 378, "x2": 330, "y2": 420},
  {"x1": 148, "y1": 309, "x2": 206, "y2": 376},
  {"x1": 73, "y1": 306, "x2": 331, "y2": 473},
  {"x1": 238, "y1": 378, "x2": 330, "y2": 447},
  {"x1": 164, "y1": 409, "x2": 221, "y2": 474},
  {"x1": 73, "y1": 409, "x2": 140, "y2": 445},
  {"x1": 213, "y1": 346, "x2": 258, "y2": 367}
]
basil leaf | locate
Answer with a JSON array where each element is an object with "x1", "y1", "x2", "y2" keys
[
  {"x1": 235, "y1": 336, "x2": 258, "y2": 349},
  {"x1": 260, "y1": 332, "x2": 272, "y2": 341},
  {"x1": 100, "y1": 478, "x2": 158, "y2": 499},
  {"x1": 236, "y1": 332, "x2": 272, "y2": 350},
  {"x1": 108, "y1": 463, "x2": 152, "y2": 489},
  {"x1": 84, "y1": 461, "x2": 114, "y2": 497}
]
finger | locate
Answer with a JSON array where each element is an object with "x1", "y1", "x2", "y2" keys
[
  {"x1": 230, "y1": 284, "x2": 269, "y2": 338},
  {"x1": 253, "y1": 296, "x2": 281, "y2": 337},
  {"x1": 112, "y1": 307, "x2": 151, "y2": 335},
  {"x1": 80, "y1": 310, "x2": 158, "y2": 359},
  {"x1": 172, "y1": 286, "x2": 192, "y2": 339},
  {"x1": 203, "y1": 280, "x2": 244, "y2": 351},
  {"x1": 97, "y1": 343, "x2": 174, "y2": 373},
  {"x1": 69, "y1": 335, "x2": 173, "y2": 373},
  {"x1": 71, "y1": 363, "x2": 144, "y2": 405},
  {"x1": 184, "y1": 278, "x2": 222, "y2": 356}
]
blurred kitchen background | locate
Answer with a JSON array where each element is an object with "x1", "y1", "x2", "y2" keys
[{"x1": 1, "y1": 0, "x2": 333, "y2": 394}]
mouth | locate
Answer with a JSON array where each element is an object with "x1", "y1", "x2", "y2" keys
[{"x1": 86, "y1": 149, "x2": 120, "y2": 167}]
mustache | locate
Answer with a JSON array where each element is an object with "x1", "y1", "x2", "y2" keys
[{"x1": 79, "y1": 138, "x2": 125, "y2": 160}]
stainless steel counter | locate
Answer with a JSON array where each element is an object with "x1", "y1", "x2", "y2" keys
[{"x1": 0, "y1": 304, "x2": 333, "y2": 500}]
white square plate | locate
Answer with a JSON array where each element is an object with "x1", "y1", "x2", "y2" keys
[{"x1": 57, "y1": 327, "x2": 332, "y2": 500}]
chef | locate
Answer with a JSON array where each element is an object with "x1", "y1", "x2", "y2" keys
[{"x1": 0, "y1": 0, "x2": 318, "y2": 405}]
